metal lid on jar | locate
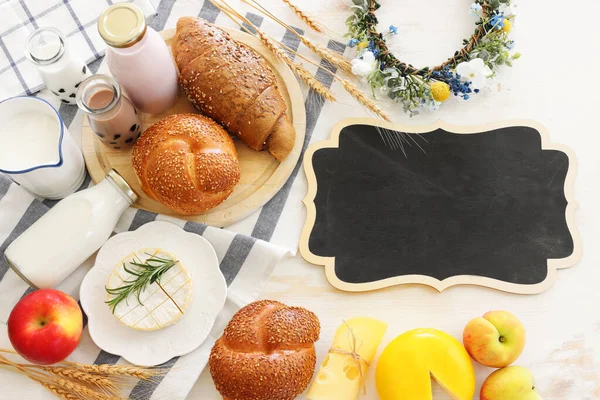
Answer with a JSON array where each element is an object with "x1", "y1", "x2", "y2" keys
[
  {"x1": 106, "y1": 169, "x2": 138, "y2": 203},
  {"x1": 98, "y1": 3, "x2": 147, "y2": 48}
]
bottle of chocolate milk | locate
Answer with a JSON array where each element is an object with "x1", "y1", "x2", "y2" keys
[{"x1": 76, "y1": 74, "x2": 142, "y2": 150}]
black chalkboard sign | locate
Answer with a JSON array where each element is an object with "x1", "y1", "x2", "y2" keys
[{"x1": 300, "y1": 119, "x2": 581, "y2": 294}]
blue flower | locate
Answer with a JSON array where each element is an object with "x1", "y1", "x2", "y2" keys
[
  {"x1": 470, "y1": 3, "x2": 483, "y2": 17},
  {"x1": 490, "y1": 14, "x2": 505, "y2": 29},
  {"x1": 506, "y1": 40, "x2": 515, "y2": 50},
  {"x1": 348, "y1": 38, "x2": 359, "y2": 47},
  {"x1": 367, "y1": 41, "x2": 380, "y2": 58},
  {"x1": 389, "y1": 25, "x2": 398, "y2": 35}
]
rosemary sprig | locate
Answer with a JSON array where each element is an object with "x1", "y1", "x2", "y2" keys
[{"x1": 105, "y1": 253, "x2": 179, "y2": 313}]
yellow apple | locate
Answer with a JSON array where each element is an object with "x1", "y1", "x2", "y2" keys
[
  {"x1": 481, "y1": 366, "x2": 542, "y2": 400},
  {"x1": 463, "y1": 310, "x2": 525, "y2": 368}
]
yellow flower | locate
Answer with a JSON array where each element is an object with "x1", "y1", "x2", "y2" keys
[
  {"x1": 502, "y1": 19, "x2": 512, "y2": 33},
  {"x1": 430, "y1": 82, "x2": 450, "y2": 102},
  {"x1": 357, "y1": 41, "x2": 369, "y2": 51}
]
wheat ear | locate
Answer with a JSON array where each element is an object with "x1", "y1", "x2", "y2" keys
[
  {"x1": 61, "y1": 362, "x2": 158, "y2": 380},
  {"x1": 38, "y1": 381, "x2": 80, "y2": 400},
  {"x1": 281, "y1": 0, "x2": 324, "y2": 33},
  {"x1": 297, "y1": 38, "x2": 353, "y2": 75},
  {"x1": 243, "y1": 0, "x2": 352, "y2": 75},
  {"x1": 256, "y1": 32, "x2": 336, "y2": 101},
  {"x1": 42, "y1": 367, "x2": 119, "y2": 394},
  {"x1": 209, "y1": 0, "x2": 336, "y2": 101},
  {"x1": 275, "y1": 40, "x2": 391, "y2": 121},
  {"x1": 339, "y1": 78, "x2": 391, "y2": 122},
  {"x1": 55, "y1": 378, "x2": 116, "y2": 400}
]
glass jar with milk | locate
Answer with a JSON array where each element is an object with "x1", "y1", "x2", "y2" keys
[
  {"x1": 5, "y1": 170, "x2": 137, "y2": 289},
  {"x1": 25, "y1": 27, "x2": 91, "y2": 105}
]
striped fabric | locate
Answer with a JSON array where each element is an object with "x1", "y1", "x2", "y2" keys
[
  {"x1": 0, "y1": 172, "x2": 291, "y2": 399},
  {"x1": 0, "y1": 0, "x2": 346, "y2": 398}
]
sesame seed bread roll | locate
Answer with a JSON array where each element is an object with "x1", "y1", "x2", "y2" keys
[
  {"x1": 132, "y1": 114, "x2": 240, "y2": 215},
  {"x1": 209, "y1": 300, "x2": 320, "y2": 400},
  {"x1": 172, "y1": 17, "x2": 296, "y2": 161}
]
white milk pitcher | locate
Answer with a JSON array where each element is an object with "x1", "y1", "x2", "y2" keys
[{"x1": 0, "y1": 96, "x2": 86, "y2": 199}]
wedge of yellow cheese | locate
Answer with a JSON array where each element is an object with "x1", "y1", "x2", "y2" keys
[
  {"x1": 376, "y1": 328, "x2": 475, "y2": 400},
  {"x1": 306, "y1": 317, "x2": 387, "y2": 400}
]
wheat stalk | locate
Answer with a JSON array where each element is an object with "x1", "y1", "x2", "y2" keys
[
  {"x1": 243, "y1": 0, "x2": 353, "y2": 75},
  {"x1": 281, "y1": 0, "x2": 324, "y2": 33},
  {"x1": 38, "y1": 381, "x2": 80, "y2": 400},
  {"x1": 42, "y1": 367, "x2": 119, "y2": 394},
  {"x1": 273, "y1": 40, "x2": 391, "y2": 121},
  {"x1": 61, "y1": 362, "x2": 158, "y2": 380},
  {"x1": 256, "y1": 32, "x2": 336, "y2": 101},
  {"x1": 55, "y1": 378, "x2": 116, "y2": 400},
  {"x1": 209, "y1": 0, "x2": 336, "y2": 101},
  {"x1": 297, "y1": 38, "x2": 352, "y2": 75},
  {"x1": 339, "y1": 78, "x2": 391, "y2": 122}
]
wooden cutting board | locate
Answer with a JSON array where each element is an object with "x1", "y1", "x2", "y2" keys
[{"x1": 82, "y1": 27, "x2": 306, "y2": 227}]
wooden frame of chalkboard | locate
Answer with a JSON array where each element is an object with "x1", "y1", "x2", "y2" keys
[{"x1": 300, "y1": 118, "x2": 582, "y2": 294}]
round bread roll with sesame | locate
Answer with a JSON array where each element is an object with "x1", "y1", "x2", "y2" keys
[
  {"x1": 132, "y1": 113, "x2": 240, "y2": 215},
  {"x1": 209, "y1": 300, "x2": 320, "y2": 400}
]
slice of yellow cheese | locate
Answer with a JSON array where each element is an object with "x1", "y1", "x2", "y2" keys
[
  {"x1": 306, "y1": 317, "x2": 387, "y2": 400},
  {"x1": 376, "y1": 328, "x2": 475, "y2": 400}
]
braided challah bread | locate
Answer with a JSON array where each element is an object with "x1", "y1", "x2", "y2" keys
[
  {"x1": 209, "y1": 300, "x2": 320, "y2": 400},
  {"x1": 172, "y1": 17, "x2": 296, "y2": 161},
  {"x1": 132, "y1": 113, "x2": 240, "y2": 215}
]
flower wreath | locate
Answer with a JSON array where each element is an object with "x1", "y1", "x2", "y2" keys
[{"x1": 346, "y1": 0, "x2": 520, "y2": 115}]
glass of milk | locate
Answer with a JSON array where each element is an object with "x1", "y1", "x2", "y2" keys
[
  {"x1": 24, "y1": 27, "x2": 90, "y2": 105},
  {"x1": 0, "y1": 96, "x2": 86, "y2": 199}
]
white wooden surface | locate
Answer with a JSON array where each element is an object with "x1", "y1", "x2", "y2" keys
[
  {"x1": 188, "y1": 0, "x2": 600, "y2": 399},
  {"x1": 1, "y1": 1, "x2": 597, "y2": 399}
]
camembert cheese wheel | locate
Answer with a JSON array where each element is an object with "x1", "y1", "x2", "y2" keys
[
  {"x1": 376, "y1": 328, "x2": 475, "y2": 400},
  {"x1": 106, "y1": 249, "x2": 193, "y2": 331},
  {"x1": 307, "y1": 317, "x2": 387, "y2": 400}
]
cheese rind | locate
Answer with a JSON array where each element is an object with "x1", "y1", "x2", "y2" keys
[
  {"x1": 375, "y1": 328, "x2": 475, "y2": 400},
  {"x1": 107, "y1": 249, "x2": 193, "y2": 331},
  {"x1": 306, "y1": 317, "x2": 387, "y2": 400}
]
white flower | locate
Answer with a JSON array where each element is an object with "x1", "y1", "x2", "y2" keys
[
  {"x1": 351, "y1": 51, "x2": 378, "y2": 77},
  {"x1": 499, "y1": 3, "x2": 518, "y2": 17},
  {"x1": 470, "y1": 3, "x2": 483, "y2": 17},
  {"x1": 456, "y1": 58, "x2": 493, "y2": 90}
]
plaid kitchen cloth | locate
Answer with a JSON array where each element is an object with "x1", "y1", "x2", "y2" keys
[{"x1": 0, "y1": 0, "x2": 156, "y2": 99}]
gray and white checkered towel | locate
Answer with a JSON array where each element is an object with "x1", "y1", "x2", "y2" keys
[{"x1": 0, "y1": 0, "x2": 156, "y2": 98}]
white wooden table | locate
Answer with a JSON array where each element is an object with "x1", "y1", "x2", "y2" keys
[{"x1": 188, "y1": 0, "x2": 600, "y2": 398}]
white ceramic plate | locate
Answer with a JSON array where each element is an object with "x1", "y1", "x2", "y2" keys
[{"x1": 80, "y1": 221, "x2": 227, "y2": 366}]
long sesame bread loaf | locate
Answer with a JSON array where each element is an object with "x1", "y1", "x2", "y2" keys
[
  {"x1": 172, "y1": 17, "x2": 296, "y2": 161},
  {"x1": 132, "y1": 113, "x2": 240, "y2": 215},
  {"x1": 209, "y1": 300, "x2": 320, "y2": 400}
]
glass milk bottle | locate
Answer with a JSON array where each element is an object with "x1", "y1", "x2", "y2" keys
[
  {"x1": 98, "y1": 3, "x2": 179, "y2": 114},
  {"x1": 76, "y1": 74, "x2": 142, "y2": 150},
  {"x1": 5, "y1": 170, "x2": 137, "y2": 289},
  {"x1": 25, "y1": 27, "x2": 91, "y2": 105}
]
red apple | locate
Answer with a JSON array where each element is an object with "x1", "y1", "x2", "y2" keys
[
  {"x1": 463, "y1": 310, "x2": 525, "y2": 368},
  {"x1": 8, "y1": 289, "x2": 83, "y2": 365}
]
